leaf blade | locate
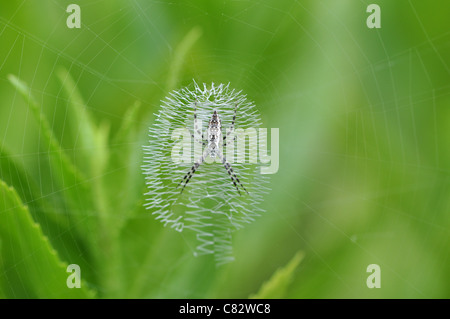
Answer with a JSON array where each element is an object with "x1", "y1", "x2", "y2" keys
[
  {"x1": 56, "y1": 67, "x2": 99, "y2": 174},
  {"x1": 7, "y1": 74, "x2": 88, "y2": 199},
  {"x1": 250, "y1": 251, "x2": 304, "y2": 299},
  {"x1": 0, "y1": 180, "x2": 96, "y2": 298}
]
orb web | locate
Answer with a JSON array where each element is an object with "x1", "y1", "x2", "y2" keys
[{"x1": 142, "y1": 81, "x2": 270, "y2": 264}]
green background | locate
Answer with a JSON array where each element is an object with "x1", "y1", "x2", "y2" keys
[{"x1": 0, "y1": 0, "x2": 449, "y2": 298}]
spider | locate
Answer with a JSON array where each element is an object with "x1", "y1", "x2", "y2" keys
[{"x1": 177, "y1": 101, "x2": 249, "y2": 195}]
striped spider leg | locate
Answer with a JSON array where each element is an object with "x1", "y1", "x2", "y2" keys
[
  {"x1": 191, "y1": 100, "x2": 206, "y2": 146},
  {"x1": 217, "y1": 150, "x2": 248, "y2": 196},
  {"x1": 177, "y1": 104, "x2": 249, "y2": 195},
  {"x1": 176, "y1": 148, "x2": 209, "y2": 194},
  {"x1": 222, "y1": 103, "x2": 237, "y2": 147}
]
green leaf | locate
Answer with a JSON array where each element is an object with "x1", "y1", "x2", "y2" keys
[
  {"x1": 0, "y1": 180, "x2": 96, "y2": 298},
  {"x1": 0, "y1": 145, "x2": 39, "y2": 209},
  {"x1": 55, "y1": 69, "x2": 119, "y2": 295},
  {"x1": 250, "y1": 251, "x2": 304, "y2": 299},
  {"x1": 166, "y1": 26, "x2": 202, "y2": 90},
  {"x1": 7, "y1": 74, "x2": 88, "y2": 202},
  {"x1": 109, "y1": 101, "x2": 143, "y2": 224},
  {"x1": 7, "y1": 74, "x2": 95, "y2": 250},
  {"x1": 56, "y1": 67, "x2": 102, "y2": 175},
  {"x1": 113, "y1": 100, "x2": 141, "y2": 145},
  {"x1": 56, "y1": 68, "x2": 112, "y2": 240},
  {"x1": 0, "y1": 145, "x2": 74, "y2": 240},
  {"x1": 113, "y1": 102, "x2": 142, "y2": 162}
]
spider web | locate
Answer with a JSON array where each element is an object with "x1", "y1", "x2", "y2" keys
[
  {"x1": 0, "y1": 0, "x2": 448, "y2": 298},
  {"x1": 142, "y1": 82, "x2": 269, "y2": 265}
]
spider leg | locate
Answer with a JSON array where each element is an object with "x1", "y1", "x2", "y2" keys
[
  {"x1": 223, "y1": 103, "x2": 237, "y2": 146},
  {"x1": 194, "y1": 100, "x2": 204, "y2": 139},
  {"x1": 191, "y1": 133, "x2": 207, "y2": 146},
  {"x1": 222, "y1": 135, "x2": 237, "y2": 147},
  {"x1": 192, "y1": 100, "x2": 206, "y2": 146},
  {"x1": 218, "y1": 150, "x2": 249, "y2": 195},
  {"x1": 177, "y1": 149, "x2": 209, "y2": 193}
]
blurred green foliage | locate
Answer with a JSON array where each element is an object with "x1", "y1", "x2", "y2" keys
[{"x1": 0, "y1": 0, "x2": 449, "y2": 298}]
